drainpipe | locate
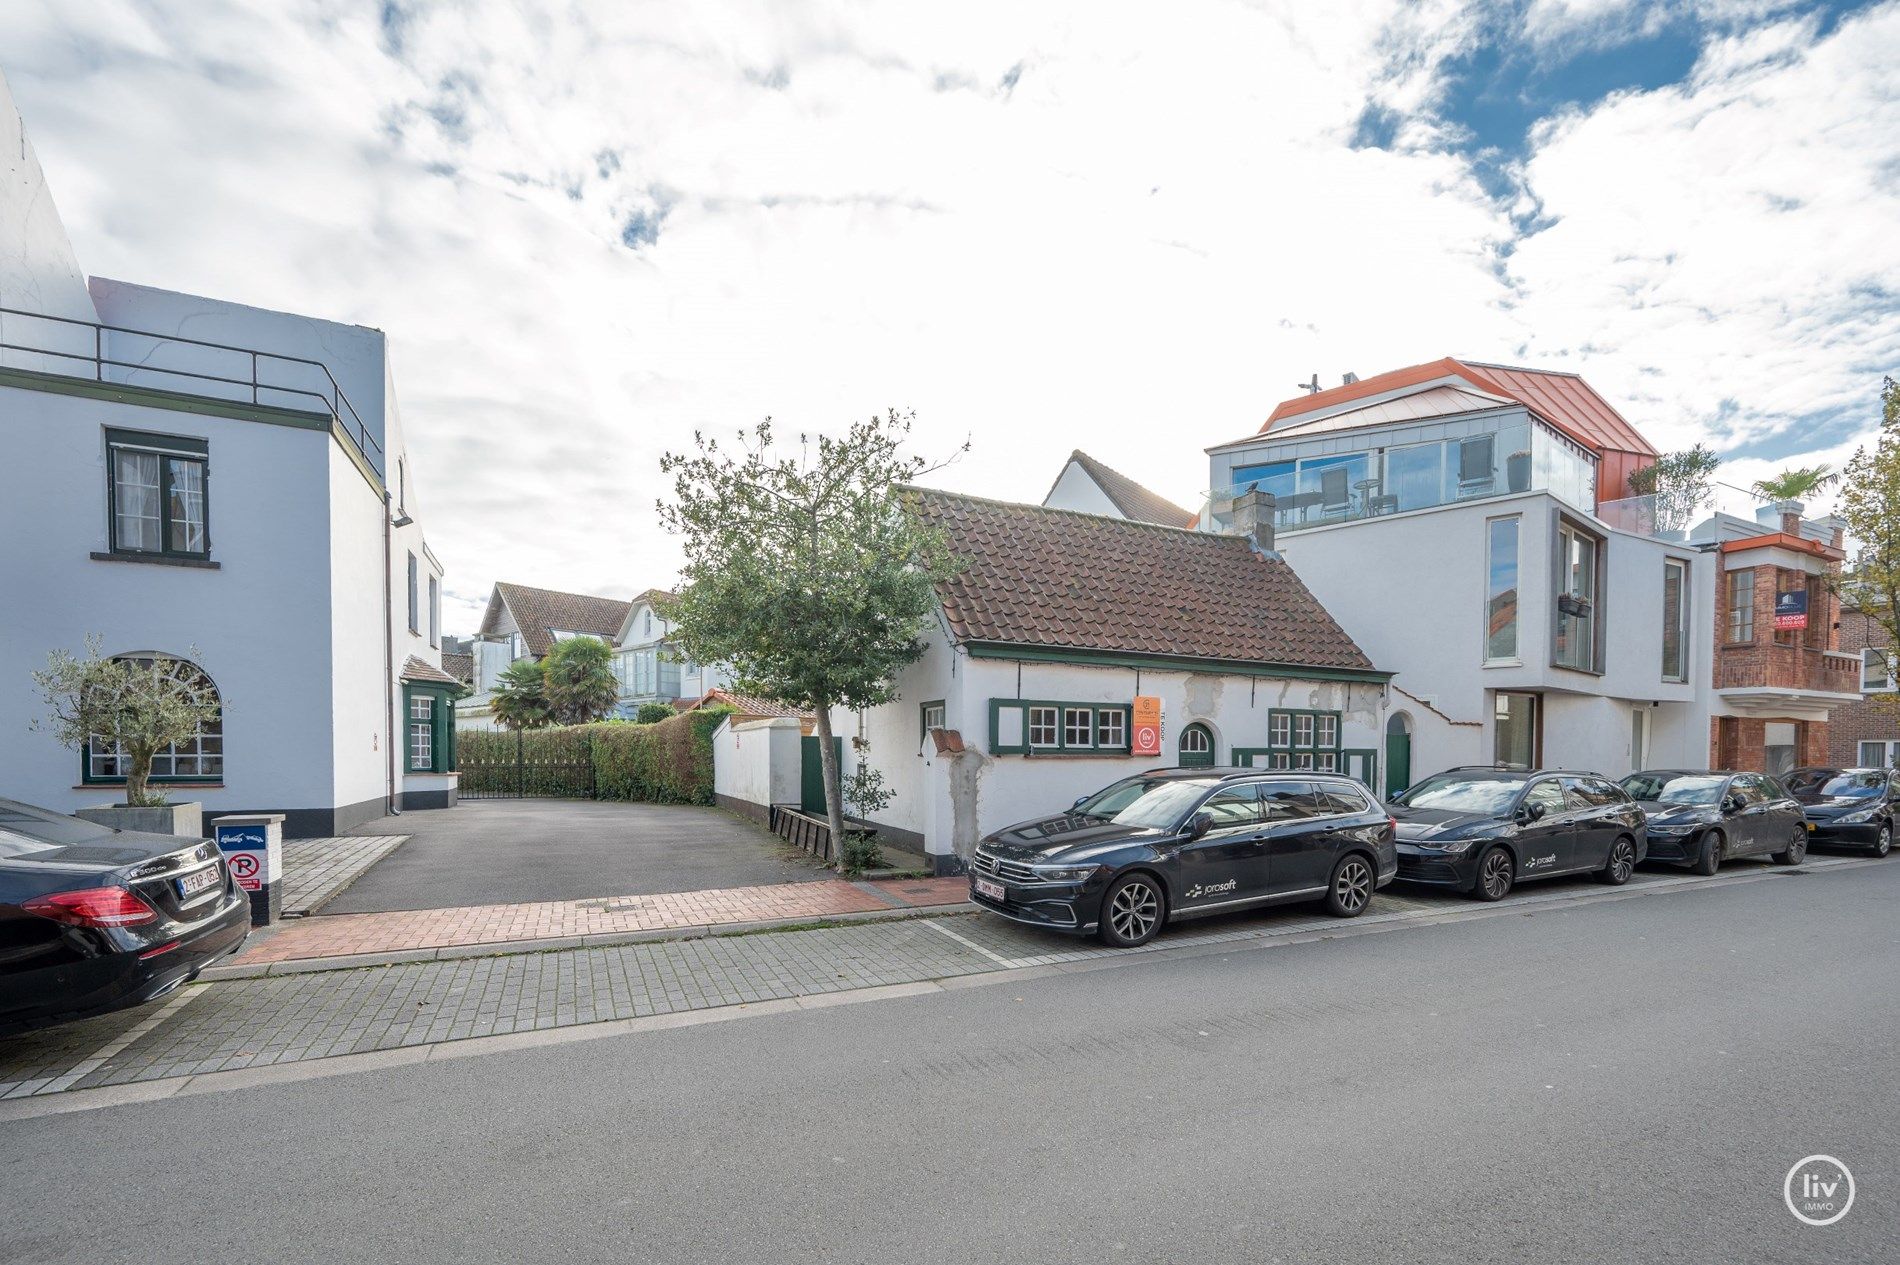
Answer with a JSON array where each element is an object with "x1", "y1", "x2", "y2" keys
[{"x1": 383, "y1": 489, "x2": 401, "y2": 818}]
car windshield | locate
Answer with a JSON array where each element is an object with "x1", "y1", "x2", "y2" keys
[
  {"x1": 1791, "y1": 770, "x2": 1883, "y2": 797},
  {"x1": 1074, "y1": 777, "x2": 1218, "y2": 829},
  {"x1": 1393, "y1": 774, "x2": 1523, "y2": 816},
  {"x1": 1620, "y1": 773, "x2": 1727, "y2": 806}
]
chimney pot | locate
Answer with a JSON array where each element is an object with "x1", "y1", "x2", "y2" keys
[{"x1": 1231, "y1": 488, "x2": 1277, "y2": 553}]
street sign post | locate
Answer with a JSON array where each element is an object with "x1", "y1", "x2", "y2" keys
[{"x1": 213, "y1": 813, "x2": 285, "y2": 926}]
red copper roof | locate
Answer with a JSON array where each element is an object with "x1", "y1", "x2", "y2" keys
[{"x1": 1264, "y1": 358, "x2": 1657, "y2": 459}]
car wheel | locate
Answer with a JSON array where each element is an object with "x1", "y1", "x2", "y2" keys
[
  {"x1": 1098, "y1": 872, "x2": 1166, "y2": 947},
  {"x1": 1874, "y1": 823, "x2": 1893, "y2": 858},
  {"x1": 1598, "y1": 835, "x2": 1637, "y2": 886},
  {"x1": 1470, "y1": 845, "x2": 1514, "y2": 902},
  {"x1": 1690, "y1": 830, "x2": 1724, "y2": 877},
  {"x1": 1772, "y1": 827, "x2": 1808, "y2": 866},
  {"x1": 1324, "y1": 854, "x2": 1375, "y2": 918}
]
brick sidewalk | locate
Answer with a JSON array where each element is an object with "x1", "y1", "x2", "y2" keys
[{"x1": 233, "y1": 875, "x2": 971, "y2": 964}]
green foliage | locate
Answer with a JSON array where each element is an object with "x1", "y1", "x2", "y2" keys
[
  {"x1": 842, "y1": 758, "x2": 893, "y2": 819},
  {"x1": 635, "y1": 702, "x2": 677, "y2": 724},
  {"x1": 1750, "y1": 465, "x2": 1839, "y2": 505},
  {"x1": 32, "y1": 638, "x2": 221, "y2": 807},
  {"x1": 1627, "y1": 444, "x2": 1720, "y2": 533},
  {"x1": 657, "y1": 410, "x2": 965, "y2": 860},
  {"x1": 839, "y1": 831, "x2": 885, "y2": 875},
  {"x1": 1840, "y1": 378, "x2": 1900, "y2": 714},
  {"x1": 459, "y1": 708, "x2": 733, "y2": 803},
  {"x1": 543, "y1": 637, "x2": 621, "y2": 725},
  {"x1": 489, "y1": 658, "x2": 554, "y2": 731}
]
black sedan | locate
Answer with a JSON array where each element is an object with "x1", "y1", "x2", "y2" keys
[
  {"x1": 1619, "y1": 769, "x2": 1810, "y2": 872},
  {"x1": 1784, "y1": 767, "x2": 1898, "y2": 856},
  {"x1": 968, "y1": 768, "x2": 1397, "y2": 947},
  {"x1": 1389, "y1": 767, "x2": 1647, "y2": 901},
  {"x1": 1, "y1": 798, "x2": 250, "y2": 1036}
]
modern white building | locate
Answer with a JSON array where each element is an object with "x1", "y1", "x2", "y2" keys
[
  {"x1": 0, "y1": 72, "x2": 458, "y2": 834},
  {"x1": 608, "y1": 589, "x2": 732, "y2": 717},
  {"x1": 820, "y1": 489, "x2": 1389, "y2": 873},
  {"x1": 1205, "y1": 358, "x2": 1856, "y2": 791}
]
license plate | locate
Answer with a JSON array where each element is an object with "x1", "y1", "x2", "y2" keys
[
  {"x1": 176, "y1": 867, "x2": 219, "y2": 899},
  {"x1": 973, "y1": 877, "x2": 1005, "y2": 902},
  {"x1": 1806, "y1": 822, "x2": 1816, "y2": 832}
]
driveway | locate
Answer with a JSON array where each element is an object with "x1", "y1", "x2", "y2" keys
[{"x1": 324, "y1": 800, "x2": 825, "y2": 913}]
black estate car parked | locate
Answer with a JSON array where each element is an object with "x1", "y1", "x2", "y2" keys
[
  {"x1": 1388, "y1": 768, "x2": 1647, "y2": 901},
  {"x1": 1783, "y1": 767, "x2": 1899, "y2": 856},
  {"x1": 1619, "y1": 769, "x2": 1809, "y2": 873},
  {"x1": 968, "y1": 768, "x2": 1398, "y2": 947},
  {"x1": 1, "y1": 798, "x2": 250, "y2": 1036}
]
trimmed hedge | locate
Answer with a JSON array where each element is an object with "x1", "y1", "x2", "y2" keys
[{"x1": 461, "y1": 709, "x2": 732, "y2": 804}]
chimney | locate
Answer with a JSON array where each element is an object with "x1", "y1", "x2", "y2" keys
[
  {"x1": 1780, "y1": 509, "x2": 1801, "y2": 536},
  {"x1": 1231, "y1": 488, "x2": 1277, "y2": 553}
]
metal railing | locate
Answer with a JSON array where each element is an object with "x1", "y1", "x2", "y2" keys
[{"x1": 0, "y1": 305, "x2": 384, "y2": 472}]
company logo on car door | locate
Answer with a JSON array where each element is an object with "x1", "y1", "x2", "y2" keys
[
  {"x1": 1186, "y1": 880, "x2": 1238, "y2": 899},
  {"x1": 1524, "y1": 854, "x2": 1557, "y2": 871}
]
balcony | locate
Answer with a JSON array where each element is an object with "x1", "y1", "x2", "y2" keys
[{"x1": 1716, "y1": 644, "x2": 1863, "y2": 712}]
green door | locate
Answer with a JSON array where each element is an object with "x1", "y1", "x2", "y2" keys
[
  {"x1": 1178, "y1": 723, "x2": 1215, "y2": 768},
  {"x1": 1384, "y1": 729, "x2": 1411, "y2": 799},
  {"x1": 800, "y1": 736, "x2": 841, "y2": 814}
]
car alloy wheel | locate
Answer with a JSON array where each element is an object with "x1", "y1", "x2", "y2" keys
[
  {"x1": 1326, "y1": 856, "x2": 1374, "y2": 918},
  {"x1": 1600, "y1": 836, "x2": 1636, "y2": 886},
  {"x1": 1876, "y1": 824, "x2": 1892, "y2": 858},
  {"x1": 1774, "y1": 828, "x2": 1808, "y2": 866},
  {"x1": 1691, "y1": 831, "x2": 1724, "y2": 877},
  {"x1": 1099, "y1": 874, "x2": 1164, "y2": 947},
  {"x1": 1472, "y1": 846, "x2": 1514, "y2": 902}
]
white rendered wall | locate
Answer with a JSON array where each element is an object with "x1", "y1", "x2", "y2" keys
[
  {"x1": 1041, "y1": 462, "x2": 1121, "y2": 517},
  {"x1": 712, "y1": 717, "x2": 802, "y2": 811}
]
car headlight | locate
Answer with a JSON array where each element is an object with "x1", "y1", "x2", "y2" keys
[
  {"x1": 1648, "y1": 821, "x2": 1694, "y2": 835},
  {"x1": 1031, "y1": 864, "x2": 1101, "y2": 883},
  {"x1": 1837, "y1": 805, "x2": 1880, "y2": 824},
  {"x1": 1431, "y1": 837, "x2": 1480, "y2": 855}
]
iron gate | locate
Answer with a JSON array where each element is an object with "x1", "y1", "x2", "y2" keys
[{"x1": 457, "y1": 729, "x2": 595, "y2": 800}]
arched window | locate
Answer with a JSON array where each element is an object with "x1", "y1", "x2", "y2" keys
[
  {"x1": 85, "y1": 656, "x2": 223, "y2": 784},
  {"x1": 1178, "y1": 722, "x2": 1214, "y2": 768}
]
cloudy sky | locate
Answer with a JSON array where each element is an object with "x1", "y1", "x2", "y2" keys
[{"x1": 8, "y1": 0, "x2": 1897, "y2": 631}]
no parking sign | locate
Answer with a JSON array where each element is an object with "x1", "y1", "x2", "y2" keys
[{"x1": 214, "y1": 814, "x2": 285, "y2": 925}]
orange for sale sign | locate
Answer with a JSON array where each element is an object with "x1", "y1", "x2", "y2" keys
[{"x1": 1132, "y1": 696, "x2": 1162, "y2": 756}]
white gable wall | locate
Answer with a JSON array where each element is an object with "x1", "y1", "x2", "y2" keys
[{"x1": 1040, "y1": 461, "x2": 1122, "y2": 518}]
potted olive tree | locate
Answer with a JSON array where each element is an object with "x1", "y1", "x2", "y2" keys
[{"x1": 32, "y1": 638, "x2": 222, "y2": 837}]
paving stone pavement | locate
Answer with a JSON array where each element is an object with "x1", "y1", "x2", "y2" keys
[
  {"x1": 0, "y1": 855, "x2": 1869, "y2": 1101},
  {"x1": 280, "y1": 835, "x2": 410, "y2": 916}
]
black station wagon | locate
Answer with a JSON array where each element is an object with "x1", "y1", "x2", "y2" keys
[{"x1": 968, "y1": 768, "x2": 1398, "y2": 947}]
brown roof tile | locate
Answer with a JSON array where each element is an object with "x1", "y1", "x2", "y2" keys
[
  {"x1": 400, "y1": 656, "x2": 463, "y2": 687},
  {"x1": 439, "y1": 651, "x2": 474, "y2": 684},
  {"x1": 482, "y1": 582, "x2": 632, "y2": 658},
  {"x1": 908, "y1": 489, "x2": 1377, "y2": 674},
  {"x1": 1052, "y1": 450, "x2": 1195, "y2": 527},
  {"x1": 686, "y1": 688, "x2": 815, "y2": 722}
]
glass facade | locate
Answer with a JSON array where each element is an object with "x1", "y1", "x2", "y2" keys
[
  {"x1": 1485, "y1": 517, "x2": 1519, "y2": 662},
  {"x1": 1555, "y1": 522, "x2": 1600, "y2": 672},
  {"x1": 1494, "y1": 692, "x2": 1538, "y2": 769}
]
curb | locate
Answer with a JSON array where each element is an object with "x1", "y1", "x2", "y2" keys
[{"x1": 199, "y1": 899, "x2": 977, "y2": 980}]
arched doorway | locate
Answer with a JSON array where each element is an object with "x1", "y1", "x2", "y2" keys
[
  {"x1": 1384, "y1": 712, "x2": 1412, "y2": 798},
  {"x1": 1178, "y1": 722, "x2": 1214, "y2": 768}
]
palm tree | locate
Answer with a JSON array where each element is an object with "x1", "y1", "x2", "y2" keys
[
  {"x1": 1750, "y1": 465, "x2": 1839, "y2": 505},
  {"x1": 489, "y1": 658, "x2": 554, "y2": 730}
]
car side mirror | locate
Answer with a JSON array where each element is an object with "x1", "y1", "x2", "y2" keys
[
  {"x1": 1185, "y1": 812, "x2": 1213, "y2": 841},
  {"x1": 1518, "y1": 801, "x2": 1546, "y2": 823},
  {"x1": 1721, "y1": 795, "x2": 1742, "y2": 814},
  {"x1": 1072, "y1": 795, "x2": 1089, "y2": 810}
]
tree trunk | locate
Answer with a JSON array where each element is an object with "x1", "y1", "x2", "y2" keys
[
  {"x1": 811, "y1": 699, "x2": 849, "y2": 870},
  {"x1": 125, "y1": 745, "x2": 154, "y2": 808}
]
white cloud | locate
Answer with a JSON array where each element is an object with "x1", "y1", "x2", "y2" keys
[{"x1": 4, "y1": 1, "x2": 1894, "y2": 629}]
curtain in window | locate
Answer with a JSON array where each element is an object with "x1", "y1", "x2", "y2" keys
[
  {"x1": 115, "y1": 450, "x2": 163, "y2": 550},
  {"x1": 167, "y1": 457, "x2": 206, "y2": 552}
]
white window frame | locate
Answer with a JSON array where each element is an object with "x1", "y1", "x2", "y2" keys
[
  {"x1": 1027, "y1": 706, "x2": 1059, "y2": 749},
  {"x1": 1063, "y1": 707, "x2": 1094, "y2": 748},
  {"x1": 1268, "y1": 714, "x2": 1291, "y2": 747},
  {"x1": 1862, "y1": 647, "x2": 1894, "y2": 693},
  {"x1": 1858, "y1": 740, "x2": 1899, "y2": 768},
  {"x1": 1096, "y1": 710, "x2": 1126, "y2": 749},
  {"x1": 409, "y1": 694, "x2": 435, "y2": 771}
]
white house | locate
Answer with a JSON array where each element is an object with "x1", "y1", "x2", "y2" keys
[
  {"x1": 606, "y1": 588, "x2": 733, "y2": 718},
  {"x1": 0, "y1": 72, "x2": 458, "y2": 834},
  {"x1": 1204, "y1": 357, "x2": 1857, "y2": 790},
  {"x1": 457, "y1": 581, "x2": 631, "y2": 729},
  {"x1": 820, "y1": 489, "x2": 1390, "y2": 873},
  {"x1": 1041, "y1": 449, "x2": 1195, "y2": 526}
]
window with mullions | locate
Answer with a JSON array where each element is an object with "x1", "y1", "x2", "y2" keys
[
  {"x1": 989, "y1": 700, "x2": 1134, "y2": 755},
  {"x1": 409, "y1": 694, "x2": 434, "y2": 771},
  {"x1": 85, "y1": 656, "x2": 222, "y2": 784},
  {"x1": 403, "y1": 687, "x2": 456, "y2": 773},
  {"x1": 1256, "y1": 708, "x2": 1343, "y2": 773},
  {"x1": 107, "y1": 429, "x2": 209, "y2": 558},
  {"x1": 920, "y1": 700, "x2": 946, "y2": 741}
]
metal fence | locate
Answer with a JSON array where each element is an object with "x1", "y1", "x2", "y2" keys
[{"x1": 457, "y1": 729, "x2": 596, "y2": 800}]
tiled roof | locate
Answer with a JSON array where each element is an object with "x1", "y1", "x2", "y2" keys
[
  {"x1": 440, "y1": 651, "x2": 474, "y2": 684},
  {"x1": 908, "y1": 488, "x2": 1377, "y2": 674},
  {"x1": 1054, "y1": 450, "x2": 1195, "y2": 527},
  {"x1": 400, "y1": 656, "x2": 463, "y2": 687},
  {"x1": 481, "y1": 582, "x2": 631, "y2": 658},
  {"x1": 1262, "y1": 358, "x2": 1658, "y2": 459},
  {"x1": 687, "y1": 688, "x2": 815, "y2": 721}
]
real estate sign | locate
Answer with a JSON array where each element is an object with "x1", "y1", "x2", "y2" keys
[
  {"x1": 1774, "y1": 589, "x2": 1809, "y2": 631},
  {"x1": 1132, "y1": 696, "x2": 1163, "y2": 756}
]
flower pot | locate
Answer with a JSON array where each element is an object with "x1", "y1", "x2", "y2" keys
[{"x1": 75, "y1": 801, "x2": 205, "y2": 839}]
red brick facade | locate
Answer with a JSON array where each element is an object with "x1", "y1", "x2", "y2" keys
[{"x1": 1827, "y1": 605, "x2": 1900, "y2": 767}]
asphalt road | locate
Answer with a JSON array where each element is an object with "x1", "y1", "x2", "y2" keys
[
  {"x1": 330, "y1": 800, "x2": 827, "y2": 911},
  {"x1": 4, "y1": 860, "x2": 1895, "y2": 1264}
]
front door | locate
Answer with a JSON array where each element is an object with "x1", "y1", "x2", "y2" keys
[
  {"x1": 1384, "y1": 721, "x2": 1411, "y2": 798},
  {"x1": 1175, "y1": 783, "x2": 1271, "y2": 909},
  {"x1": 1515, "y1": 779, "x2": 1572, "y2": 876},
  {"x1": 1259, "y1": 780, "x2": 1338, "y2": 893},
  {"x1": 1178, "y1": 723, "x2": 1215, "y2": 768},
  {"x1": 799, "y1": 736, "x2": 840, "y2": 814}
]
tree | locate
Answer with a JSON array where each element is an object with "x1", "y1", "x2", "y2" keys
[
  {"x1": 32, "y1": 639, "x2": 222, "y2": 807},
  {"x1": 658, "y1": 411, "x2": 964, "y2": 865},
  {"x1": 1839, "y1": 378, "x2": 1900, "y2": 715},
  {"x1": 489, "y1": 658, "x2": 554, "y2": 731},
  {"x1": 1627, "y1": 444, "x2": 1720, "y2": 534},
  {"x1": 542, "y1": 637, "x2": 621, "y2": 725},
  {"x1": 635, "y1": 702, "x2": 676, "y2": 724},
  {"x1": 1751, "y1": 464, "x2": 1839, "y2": 505}
]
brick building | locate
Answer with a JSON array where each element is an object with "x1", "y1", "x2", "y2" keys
[{"x1": 1827, "y1": 602, "x2": 1900, "y2": 768}]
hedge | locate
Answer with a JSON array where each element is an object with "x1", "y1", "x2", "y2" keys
[{"x1": 459, "y1": 708, "x2": 733, "y2": 804}]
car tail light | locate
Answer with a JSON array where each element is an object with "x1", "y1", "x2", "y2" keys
[
  {"x1": 1388, "y1": 817, "x2": 1399, "y2": 833},
  {"x1": 23, "y1": 886, "x2": 159, "y2": 928}
]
